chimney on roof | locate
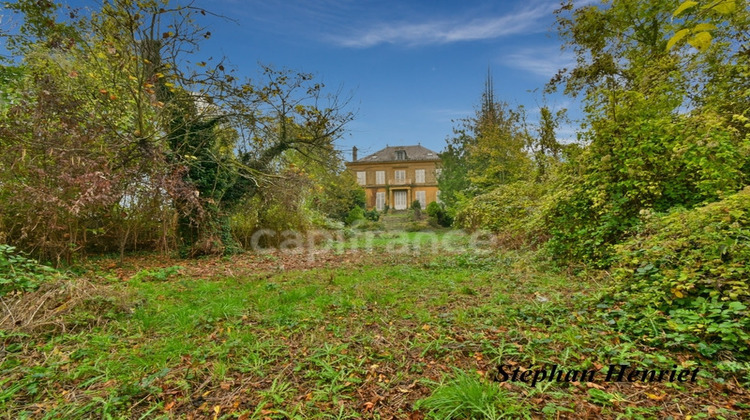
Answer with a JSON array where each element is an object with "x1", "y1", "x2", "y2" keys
[{"x1": 352, "y1": 146, "x2": 358, "y2": 161}]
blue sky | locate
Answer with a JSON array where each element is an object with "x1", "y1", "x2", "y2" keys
[
  {"x1": 3, "y1": 0, "x2": 584, "y2": 158},
  {"x1": 200, "y1": 0, "x2": 582, "y2": 158}
]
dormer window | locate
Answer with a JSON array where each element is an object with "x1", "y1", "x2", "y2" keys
[{"x1": 395, "y1": 150, "x2": 406, "y2": 160}]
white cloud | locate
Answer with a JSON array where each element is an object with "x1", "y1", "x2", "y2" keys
[
  {"x1": 330, "y1": 4, "x2": 554, "y2": 48},
  {"x1": 502, "y1": 47, "x2": 575, "y2": 78},
  {"x1": 555, "y1": 123, "x2": 582, "y2": 144}
]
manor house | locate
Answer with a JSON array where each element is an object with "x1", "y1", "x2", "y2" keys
[{"x1": 346, "y1": 145, "x2": 442, "y2": 211}]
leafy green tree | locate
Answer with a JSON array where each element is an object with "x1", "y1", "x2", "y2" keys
[
  {"x1": 437, "y1": 132, "x2": 472, "y2": 217},
  {"x1": 542, "y1": 0, "x2": 750, "y2": 264},
  {"x1": 438, "y1": 72, "x2": 532, "y2": 217},
  {"x1": 306, "y1": 164, "x2": 365, "y2": 223},
  {"x1": 531, "y1": 106, "x2": 564, "y2": 181},
  {"x1": 465, "y1": 73, "x2": 532, "y2": 189}
]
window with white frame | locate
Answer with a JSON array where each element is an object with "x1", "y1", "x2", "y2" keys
[
  {"x1": 415, "y1": 191, "x2": 426, "y2": 209},
  {"x1": 376, "y1": 171, "x2": 385, "y2": 185},
  {"x1": 376, "y1": 192, "x2": 385, "y2": 211},
  {"x1": 356, "y1": 171, "x2": 366, "y2": 185},
  {"x1": 395, "y1": 170, "x2": 406, "y2": 183},
  {"x1": 434, "y1": 168, "x2": 442, "y2": 180},
  {"x1": 436, "y1": 190, "x2": 442, "y2": 203},
  {"x1": 415, "y1": 169, "x2": 425, "y2": 184}
]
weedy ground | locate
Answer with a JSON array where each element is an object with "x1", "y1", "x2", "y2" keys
[{"x1": 1, "y1": 232, "x2": 748, "y2": 419}]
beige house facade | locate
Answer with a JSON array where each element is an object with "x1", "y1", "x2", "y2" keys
[{"x1": 346, "y1": 145, "x2": 442, "y2": 211}]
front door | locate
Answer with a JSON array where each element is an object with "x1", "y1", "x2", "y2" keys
[{"x1": 394, "y1": 190, "x2": 407, "y2": 210}]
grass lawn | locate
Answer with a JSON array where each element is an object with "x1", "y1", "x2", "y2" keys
[{"x1": 1, "y1": 232, "x2": 749, "y2": 418}]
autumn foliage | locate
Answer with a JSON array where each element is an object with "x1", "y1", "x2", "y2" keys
[{"x1": 0, "y1": 0, "x2": 360, "y2": 262}]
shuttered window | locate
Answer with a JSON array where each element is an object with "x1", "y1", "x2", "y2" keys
[{"x1": 415, "y1": 169, "x2": 425, "y2": 184}]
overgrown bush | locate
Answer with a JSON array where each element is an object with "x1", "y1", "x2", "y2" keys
[
  {"x1": 229, "y1": 198, "x2": 262, "y2": 249},
  {"x1": 0, "y1": 245, "x2": 57, "y2": 296},
  {"x1": 345, "y1": 206, "x2": 365, "y2": 226},
  {"x1": 310, "y1": 212, "x2": 346, "y2": 231},
  {"x1": 309, "y1": 171, "x2": 365, "y2": 223},
  {"x1": 426, "y1": 201, "x2": 452, "y2": 227},
  {"x1": 229, "y1": 174, "x2": 319, "y2": 249},
  {"x1": 542, "y1": 109, "x2": 750, "y2": 266},
  {"x1": 364, "y1": 209, "x2": 380, "y2": 222},
  {"x1": 603, "y1": 187, "x2": 750, "y2": 359},
  {"x1": 454, "y1": 181, "x2": 547, "y2": 247}
]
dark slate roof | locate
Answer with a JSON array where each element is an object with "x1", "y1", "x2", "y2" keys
[{"x1": 355, "y1": 145, "x2": 440, "y2": 163}]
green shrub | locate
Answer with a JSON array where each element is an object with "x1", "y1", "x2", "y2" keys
[
  {"x1": 345, "y1": 206, "x2": 365, "y2": 226},
  {"x1": 542, "y1": 111, "x2": 749, "y2": 266},
  {"x1": 230, "y1": 194, "x2": 315, "y2": 249},
  {"x1": 261, "y1": 202, "x2": 311, "y2": 232},
  {"x1": 309, "y1": 212, "x2": 346, "y2": 231},
  {"x1": 455, "y1": 181, "x2": 546, "y2": 232},
  {"x1": 538, "y1": 184, "x2": 624, "y2": 266},
  {"x1": 455, "y1": 181, "x2": 547, "y2": 247},
  {"x1": 426, "y1": 201, "x2": 453, "y2": 227},
  {"x1": 364, "y1": 209, "x2": 380, "y2": 222},
  {"x1": 229, "y1": 199, "x2": 261, "y2": 249},
  {"x1": 309, "y1": 171, "x2": 365, "y2": 223},
  {"x1": 0, "y1": 244, "x2": 57, "y2": 296},
  {"x1": 425, "y1": 201, "x2": 440, "y2": 216},
  {"x1": 604, "y1": 187, "x2": 750, "y2": 358}
]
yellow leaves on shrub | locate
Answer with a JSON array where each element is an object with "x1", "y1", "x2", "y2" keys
[
  {"x1": 688, "y1": 31, "x2": 713, "y2": 52},
  {"x1": 673, "y1": 1, "x2": 698, "y2": 17},
  {"x1": 708, "y1": 0, "x2": 736, "y2": 14},
  {"x1": 673, "y1": 0, "x2": 736, "y2": 17},
  {"x1": 669, "y1": 0, "x2": 735, "y2": 52},
  {"x1": 667, "y1": 25, "x2": 715, "y2": 52},
  {"x1": 667, "y1": 29, "x2": 691, "y2": 51}
]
